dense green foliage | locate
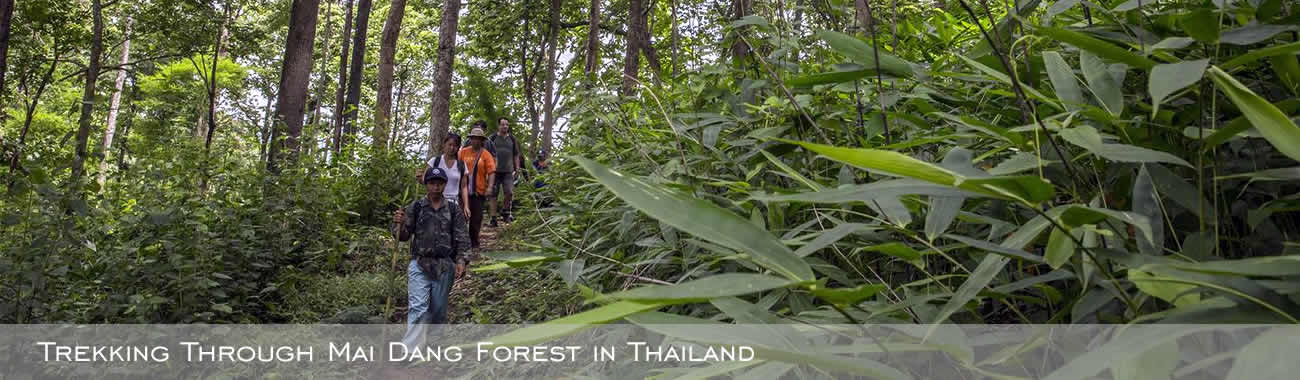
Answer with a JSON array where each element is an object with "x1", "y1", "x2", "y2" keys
[{"x1": 2, "y1": 0, "x2": 1299, "y2": 336}]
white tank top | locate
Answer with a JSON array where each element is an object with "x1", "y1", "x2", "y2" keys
[{"x1": 427, "y1": 155, "x2": 463, "y2": 202}]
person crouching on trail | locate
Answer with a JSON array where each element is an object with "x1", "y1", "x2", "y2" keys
[
  {"x1": 459, "y1": 127, "x2": 496, "y2": 249},
  {"x1": 392, "y1": 167, "x2": 471, "y2": 347}
]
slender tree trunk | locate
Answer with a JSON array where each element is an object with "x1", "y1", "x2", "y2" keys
[
  {"x1": 342, "y1": 0, "x2": 373, "y2": 148},
  {"x1": 98, "y1": 16, "x2": 133, "y2": 185},
  {"x1": 70, "y1": 0, "x2": 105, "y2": 186},
  {"x1": 333, "y1": 0, "x2": 354, "y2": 155},
  {"x1": 671, "y1": 0, "x2": 679, "y2": 77},
  {"x1": 427, "y1": 0, "x2": 462, "y2": 155},
  {"x1": 391, "y1": 70, "x2": 404, "y2": 149},
  {"x1": 116, "y1": 82, "x2": 137, "y2": 173},
  {"x1": 268, "y1": 0, "x2": 321, "y2": 173},
  {"x1": 854, "y1": 0, "x2": 871, "y2": 34},
  {"x1": 373, "y1": 0, "x2": 408, "y2": 149},
  {"x1": 541, "y1": 0, "x2": 561, "y2": 154},
  {"x1": 583, "y1": 0, "x2": 600, "y2": 83},
  {"x1": 8, "y1": 49, "x2": 60, "y2": 182},
  {"x1": 195, "y1": 5, "x2": 235, "y2": 139},
  {"x1": 522, "y1": 24, "x2": 542, "y2": 155},
  {"x1": 0, "y1": 0, "x2": 15, "y2": 104},
  {"x1": 259, "y1": 94, "x2": 273, "y2": 163},
  {"x1": 307, "y1": 0, "x2": 336, "y2": 160}
]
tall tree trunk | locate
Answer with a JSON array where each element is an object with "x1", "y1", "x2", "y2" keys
[
  {"x1": 307, "y1": 0, "x2": 336, "y2": 161},
  {"x1": 373, "y1": 0, "x2": 408, "y2": 149},
  {"x1": 671, "y1": 0, "x2": 679, "y2": 77},
  {"x1": 116, "y1": 81, "x2": 137, "y2": 173},
  {"x1": 427, "y1": 0, "x2": 462, "y2": 155},
  {"x1": 0, "y1": 0, "x2": 15, "y2": 105},
  {"x1": 620, "y1": 0, "x2": 644, "y2": 95},
  {"x1": 541, "y1": 0, "x2": 562, "y2": 154},
  {"x1": 332, "y1": 0, "x2": 354, "y2": 155},
  {"x1": 731, "y1": 0, "x2": 752, "y2": 63},
  {"x1": 583, "y1": 0, "x2": 600, "y2": 83},
  {"x1": 342, "y1": 0, "x2": 373, "y2": 148},
  {"x1": 391, "y1": 69, "x2": 404, "y2": 148},
  {"x1": 70, "y1": 0, "x2": 105, "y2": 186},
  {"x1": 98, "y1": 16, "x2": 133, "y2": 186},
  {"x1": 522, "y1": 21, "x2": 542, "y2": 155},
  {"x1": 268, "y1": 0, "x2": 321, "y2": 173}
]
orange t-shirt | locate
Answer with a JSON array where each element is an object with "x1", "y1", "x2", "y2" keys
[{"x1": 459, "y1": 147, "x2": 497, "y2": 195}]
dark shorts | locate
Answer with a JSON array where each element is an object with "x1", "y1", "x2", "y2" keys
[{"x1": 491, "y1": 172, "x2": 514, "y2": 196}]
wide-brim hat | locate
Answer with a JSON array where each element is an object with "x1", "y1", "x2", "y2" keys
[{"x1": 468, "y1": 128, "x2": 487, "y2": 138}]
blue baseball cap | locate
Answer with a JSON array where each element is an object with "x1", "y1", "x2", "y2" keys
[{"x1": 423, "y1": 167, "x2": 448, "y2": 184}]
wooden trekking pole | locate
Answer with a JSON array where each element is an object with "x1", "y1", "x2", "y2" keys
[{"x1": 384, "y1": 188, "x2": 411, "y2": 320}]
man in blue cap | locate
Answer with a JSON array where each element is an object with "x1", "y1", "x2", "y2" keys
[{"x1": 392, "y1": 167, "x2": 471, "y2": 347}]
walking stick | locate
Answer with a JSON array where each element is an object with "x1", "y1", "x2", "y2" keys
[{"x1": 384, "y1": 188, "x2": 411, "y2": 321}]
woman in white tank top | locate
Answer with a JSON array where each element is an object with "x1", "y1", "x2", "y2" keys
[{"x1": 426, "y1": 133, "x2": 470, "y2": 217}]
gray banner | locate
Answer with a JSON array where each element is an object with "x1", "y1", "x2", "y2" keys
[{"x1": 1, "y1": 324, "x2": 1296, "y2": 379}]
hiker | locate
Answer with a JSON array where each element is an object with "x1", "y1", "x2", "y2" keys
[
  {"x1": 459, "y1": 127, "x2": 496, "y2": 249},
  {"x1": 392, "y1": 167, "x2": 471, "y2": 348},
  {"x1": 532, "y1": 150, "x2": 552, "y2": 208},
  {"x1": 488, "y1": 117, "x2": 522, "y2": 227},
  {"x1": 426, "y1": 133, "x2": 471, "y2": 217}
]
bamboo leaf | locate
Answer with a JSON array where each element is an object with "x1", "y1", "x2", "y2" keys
[
  {"x1": 1036, "y1": 26, "x2": 1157, "y2": 70},
  {"x1": 1149, "y1": 59, "x2": 1209, "y2": 110},
  {"x1": 930, "y1": 254, "x2": 1010, "y2": 323},
  {"x1": 1044, "y1": 51, "x2": 1087, "y2": 110},
  {"x1": 1226, "y1": 327, "x2": 1300, "y2": 380},
  {"x1": 1046, "y1": 226, "x2": 1077, "y2": 269},
  {"x1": 817, "y1": 30, "x2": 915, "y2": 78},
  {"x1": 1207, "y1": 66, "x2": 1300, "y2": 161},
  {"x1": 607, "y1": 273, "x2": 800, "y2": 302},
  {"x1": 1081, "y1": 51, "x2": 1127, "y2": 116},
  {"x1": 474, "y1": 301, "x2": 668, "y2": 347},
  {"x1": 575, "y1": 157, "x2": 814, "y2": 281}
]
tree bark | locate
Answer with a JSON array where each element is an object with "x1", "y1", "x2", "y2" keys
[
  {"x1": 332, "y1": 0, "x2": 354, "y2": 156},
  {"x1": 522, "y1": 18, "x2": 542, "y2": 156},
  {"x1": 541, "y1": 0, "x2": 562, "y2": 154},
  {"x1": 342, "y1": 0, "x2": 373, "y2": 148},
  {"x1": 731, "y1": 0, "x2": 752, "y2": 63},
  {"x1": 373, "y1": 0, "x2": 408, "y2": 149},
  {"x1": 427, "y1": 0, "x2": 462, "y2": 155},
  {"x1": 583, "y1": 0, "x2": 600, "y2": 82},
  {"x1": 620, "y1": 0, "x2": 644, "y2": 95},
  {"x1": 195, "y1": 5, "x2": 235, "y2": 139},
  {"x1": 307, "y1": 0, "x2": 336, "y2": 160},
  {"x1": 268, "y1": 0, "x2": 321, "y2": 173},
  {"x1": 0, "y1": 0, "x2": 15, "y2": 104},
  {"x1": 70, "y1": 0, "x2": 105, "y2": 186},
  {"x1": 98, "y1": 16, "x2": 133, "y2": 185}
]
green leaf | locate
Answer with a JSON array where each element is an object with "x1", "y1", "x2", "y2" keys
[
  {"x1": 1043, "y1": 325, "x2": 1253, "y2": 380},
  {"x1": 1044, "y1": 51, "x2": 1087, "y2": 110},
  {"x1": 1271, "y1": 55, "x2": 1300, "y2": 96},
  {"x1": 778, "y1": 139, "x2": 1055, "y2": 204},
  {"x1": 1059, "y1": 125, "x2": 1193, "y2": 167},
  {"x1": 1046, "y1": 227, "x2": 1077, "y2": 269},
  {"x1": 810, "y1": 283, "x2": 887, "y2": 306},
  {"x1": 817, "y1": 30, "x2": 915, "y2": 78},
  {"x1": 794, "y1": 223, "x2": 871, "y2": 257},
  {"x1": 606, "y1": 273, "x2": 800, "y2": 302},
  {"x1": 1142, "y1": 256, "x2": 1300, "y2": 277},
  {"x1": 1207, "y1": 66, "x2": 1300, "y2": 161},
  {"x1": 1181, "y1": 9, "x2": 1221, "y2": 44},
  {"x1": 1226, "y1": 327, "x2": 1300, "y2": 380},
  {"x1": 751, "y1": 179, "x2": 974, "y2": 204},
  {"x1": 945, "y1": 233, "x2": 1045, "y2": 264},
  {"x1": 1145, "y1": 164, "x2": 1217, "y2": 223},
  {"x1": 1132, "y1": 165, "x2": 1165, "y2": 256},
  {"x1": 1036, "y1": 26, "x2": 1157, "y2": 70},
  {"x1": 1217, "y1": 166, "x2": 1300, "y2": 182},
  {"x1": 1081, "y1": 51, "x2": 1127, "y2": 116},
  {"x1": 576, "y1": 157, "x2": 813, "y2": 281},
  {"x1": 1112, "y1": 340, "x2": 1179, "y2": 380},
  {"x1": 863, "y1": 242, "x2": 926, "y2": 261},
  {"x1": 474, "y1": 301, "x2": 668, "y2": 347},
  {"x1": 1195, "y1": 99, "x2": 1300, "y2": 147},
  {"x1": 930, "y1": 254, "x2": 1010, "y2": 324},
  {"x1": 989, "y1": 153, "x2": 1057, "y2": 176},
  {"x1": 1149, "y1": 59, "x2": 1209, "y2": 110},
  {"x1": 1221, "y1": 41, "x2": 1300, "y2": 70},
  {"x1": 1130, "y1": 269, "x2": 1201, "y2": 307},
  {"x1": 1220, "y1": 24, "x2": 1296, "y2": 46},
  {"x1": 787, "y1": 70, "x2": 872, "y2": 87}
]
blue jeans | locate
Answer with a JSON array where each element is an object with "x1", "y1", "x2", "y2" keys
[{"x1": 401, "y1": 259, "x2": 454, "y2": 349}]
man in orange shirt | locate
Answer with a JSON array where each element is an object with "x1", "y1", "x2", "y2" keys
[{"x1": 459, "y1": 127, "x2": 496, "y2": 249}]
